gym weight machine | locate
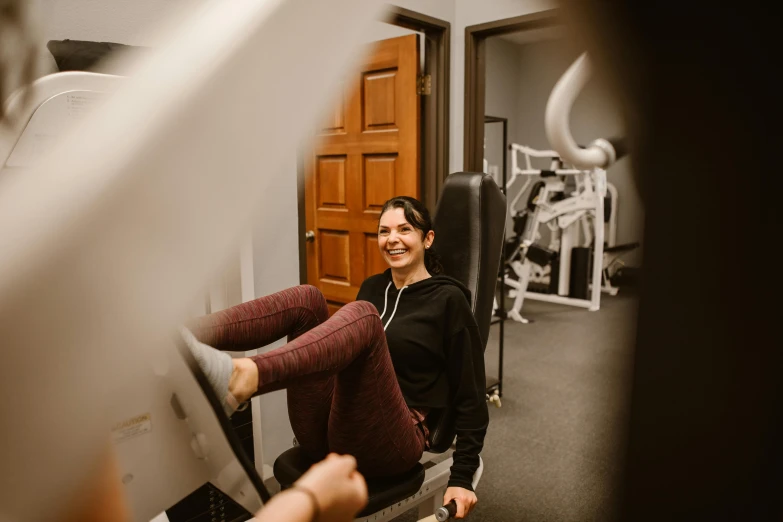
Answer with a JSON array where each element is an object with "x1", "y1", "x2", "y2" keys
[
  {"x1": 500, "y1": 143, "x2": 608, "y2": 323},
  {"x1": 497, "y1": 51, "x2": 636, "y2": 324}
]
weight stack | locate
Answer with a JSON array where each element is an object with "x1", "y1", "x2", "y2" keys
[
  {"x1": 569, "y1": 247, "x2": 591, "y2": 299},
  {"x1": 548, "y1": 255, "x2": 560, "y2": 294}
]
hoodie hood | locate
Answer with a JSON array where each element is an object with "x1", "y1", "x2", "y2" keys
[
  {"x1": 376, "y1": 269, "x2": 472, "y2": 330},
  {"x1": 380, "y1": 268, "x2": 471, "y2": 300}
]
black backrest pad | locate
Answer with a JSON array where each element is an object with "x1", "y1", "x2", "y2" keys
[
  {"x1": 433, "y1": 172, "x2": 506, "y2": 347},
  {"x1": 426, "y1": 172, "x2": 506, "y2": 451}
]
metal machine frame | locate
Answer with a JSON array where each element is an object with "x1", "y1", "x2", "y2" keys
[{"x1": 502, "y1": 144, "x2": 606, "y2": 323}]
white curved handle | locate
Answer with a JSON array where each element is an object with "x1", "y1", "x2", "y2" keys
[{"x1": 545, "y1": 53, "x2": 620, "y2": 169}]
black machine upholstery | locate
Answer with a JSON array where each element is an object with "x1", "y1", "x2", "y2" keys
[
  {"x1": 273, "y1": 172, "x2": 507, "y2": 515},
  {"x1": 274, "y1": 450, "x2": 426, "y2": 518},
  {"x1": 424, "y1": 172, "x2": 506, "y2": 453}
]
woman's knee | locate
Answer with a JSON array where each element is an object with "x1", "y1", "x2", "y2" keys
[
  {"x1": 298, "y1": 284, "x2": 328, "y2": 324},
  {"x1": 334, "y1": 301, "x2": 384, "y2": 341}
]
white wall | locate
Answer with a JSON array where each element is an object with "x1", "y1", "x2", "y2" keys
[
  {"x1": 484, "y1": 36, "x2": 523, "y2": 176},
  {"x1": 37, "y1": 0, "x2": 202, "y2": 45},
  {"x1": 34, "y1": 0, "x2": 561, "y2": 178},
  {"x1": 250, "y1": 150, "x2": 301, "y2": 465},
  {"x1": 452, "y1": 0, "x2": 557, "y2": 172},
  {"x1": 485, "y1": 38, "x2": 521, "y2": 136},
  {"x1": 484, "y1": 37, "x2": 522, "y2": 232},
  {"x1": 390, "y1": 0, "x2": 456, "y2": 25}
]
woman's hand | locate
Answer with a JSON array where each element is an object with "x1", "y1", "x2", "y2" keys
[
  {"x1": 443, "y1": 487, "x2": 477, "y2": 519},
  {"x1": 295, "y1": 453, "x2": 368, "y2": 522}
]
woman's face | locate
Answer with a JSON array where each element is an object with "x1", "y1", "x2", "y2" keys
[{"x1": 378, "y1": 207, "x2": 433, "y2": 271}]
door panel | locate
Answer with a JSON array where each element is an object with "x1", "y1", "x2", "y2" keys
[
  {"x1": 363, "y1": 154, "x2": 397, "y2": 210},
  {"x1": 317, "y1": 156, "x2": 348, "y2": 208},
  {"x1": 364, "y1": 70, "x2": 398, "y2": 130},
  {"x1": 318, "y1": 231, "x2": 350, "y2": 282},
  {"x1": 305, "y1": 34, "x2": 420, "y2": 311}
]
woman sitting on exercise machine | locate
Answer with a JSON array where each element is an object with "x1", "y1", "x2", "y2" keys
[{"x1": 183, "y1": 196, "x2": 488, "y2": 519}]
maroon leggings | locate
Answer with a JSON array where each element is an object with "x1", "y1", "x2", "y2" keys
[{"x1": 187, "y1": 285, "x2": 426, "y2": 477}]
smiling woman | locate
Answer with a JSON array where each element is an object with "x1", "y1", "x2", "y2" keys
[
  {"x1": 179, "y1": 194, "x2": 488, "y2": 519},
  {"x1": 354, "y1": 195, "x2": 485, "y2": 519},
  {"x1": 376, "y1": 196, "x2": 443, "y2": 288}
]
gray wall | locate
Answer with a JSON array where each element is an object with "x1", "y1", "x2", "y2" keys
[
  {"x1": 452, "y1": 0, "x2": 558, "y2": 172},
  {"x1": 485, "y1": 34, "x2": 644, "y2": 265},
  {"x1": 485, "y1": 38, "x2": 522, "y2": 139},
  {"x1": 484, "y1": 37, "x2": 522, "y2": 233},
  {"x1": 484, "y1": 37, "x2": 522, "y2": 177}
]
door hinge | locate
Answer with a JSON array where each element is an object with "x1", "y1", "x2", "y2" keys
[{"x1": 417, "y1": 74, "x2": 432, "y2": 96}]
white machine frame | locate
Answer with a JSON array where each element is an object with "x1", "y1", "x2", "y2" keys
[
  {"x1": 502, "y1": 144, "x2": 606, "y2": 323},
  {"x1": 1, "y1": 70, "x2": 274, "y2": 522},
  {"x1": 498, "y1": 51, "x2": 628, "y2": 324}
]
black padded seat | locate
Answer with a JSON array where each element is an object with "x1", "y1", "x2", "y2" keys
[
  {"x1": 274, "y1": 446, "x2": 425, "y2": 517},
  {"x1": 272, "y1": 172, "x2": 506, "y2": 516}
]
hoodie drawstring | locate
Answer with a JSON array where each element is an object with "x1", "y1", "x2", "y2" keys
[
  {"x1": 383, "y1": 285, "x2": 406, "y2": 331},
  {"x1": 378, "y1": 282, "x2": 392, "y2": 320}
]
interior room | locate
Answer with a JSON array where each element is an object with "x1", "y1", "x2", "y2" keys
[{"x1": 1, "y1": 1, "x2": 778, "y2": 522}]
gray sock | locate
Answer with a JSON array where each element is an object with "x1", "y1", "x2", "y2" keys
[{"x1": 179, "y1": 327, "x2": 239, "y2": 417}]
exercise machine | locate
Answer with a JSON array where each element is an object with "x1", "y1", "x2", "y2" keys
[
  {"x1": 274, "y1": 172, "x2": 505, "y2": 521},
  {"x1": 0, "y1": 2, "x2": 504, "y2": 520},
  {"x1": 497, "y1": 51, "x2": 636, "y2": 323},
  {"x1": 597, "y1": 181, "x2": 641, "y2": 296},
  {"x1": 499, "y1": 143, "x2": 607, "y2": 323}
]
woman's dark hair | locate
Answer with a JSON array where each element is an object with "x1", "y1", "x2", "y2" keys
[{"x1": 379, "y1": 196, "x2": 443, "y2": 275}]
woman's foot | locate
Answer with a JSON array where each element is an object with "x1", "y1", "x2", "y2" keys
[
  {"x1": 179, "y1": 327, "x2": 258, "y2": 416},
  {"x1": 228, "y1": 357, "x2": 259, "y2": 405}
]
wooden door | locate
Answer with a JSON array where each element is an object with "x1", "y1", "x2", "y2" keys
[{"x1": 305, "y1": 34, "x2": 421, "y2": 314}]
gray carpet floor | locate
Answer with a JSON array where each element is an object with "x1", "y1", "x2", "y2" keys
[{"x1": 397, "y1": 292, "x2": 639, "y2": 522}]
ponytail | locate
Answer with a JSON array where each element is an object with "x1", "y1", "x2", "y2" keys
[{"x1": 425, "y1": 245, "x2": 443, "y2": 275}]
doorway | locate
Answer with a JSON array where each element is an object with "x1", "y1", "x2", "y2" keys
[
  {"x1": 297, "y1": 8, "x2": 451, "y2": 310},
  {"x1": 469, "y1": 11, "x2": 643, "y2": 270},
  {"x1": 462, "y1": 10, "x2": 560, "y2": 173}
]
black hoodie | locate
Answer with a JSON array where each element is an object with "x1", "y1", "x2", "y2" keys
[{"x1": 356, "y1": 269, "x2": 489, "y2": 491}]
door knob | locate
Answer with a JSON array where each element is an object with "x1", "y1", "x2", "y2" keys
[{"x1": 305, "y1": 230, "x2": 315, "y2": 243}]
